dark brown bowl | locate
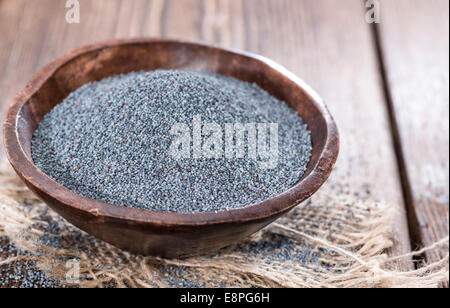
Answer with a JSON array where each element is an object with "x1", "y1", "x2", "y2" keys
[{"x1": 3, "y1": 39, "x2": 339, "y2": 258}]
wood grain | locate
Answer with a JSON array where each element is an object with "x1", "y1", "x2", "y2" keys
[
  {"x1": 377, "y1": 0, "x2": 449, "y2": 266},
  {"x1": 0, "y1": 0, "x2": 415, "y2": 284},
  {"x1": 223, "y1": 0, "x2": 412, "y2": 269}
]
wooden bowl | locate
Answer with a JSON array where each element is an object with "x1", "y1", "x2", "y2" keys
[{"x1": 3, "y1": 39, "x2": 339, "y2": 258}]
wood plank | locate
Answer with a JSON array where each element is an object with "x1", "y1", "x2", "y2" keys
[
  {"x1": 0, "y1": 0, "x2": 412, "y2": 286},
  {"x1": 224, "y1": 0, "x2": 412, "y2": 269},
  {"x1": 377, "y1": 0, "x2": 449, "y2": 266}
]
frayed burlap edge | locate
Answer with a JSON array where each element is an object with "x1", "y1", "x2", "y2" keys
[{"x1": 0, "y1": 162, "x2": 448, "y2": 288}]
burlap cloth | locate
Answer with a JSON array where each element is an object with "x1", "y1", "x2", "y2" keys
[{"x1": 0, "y1": 162, "x2": 448, "y2": 288}]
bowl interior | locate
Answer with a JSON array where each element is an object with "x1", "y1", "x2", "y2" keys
[{"x1": 16, "y1": 41, "x2": 329, "y2": 191}]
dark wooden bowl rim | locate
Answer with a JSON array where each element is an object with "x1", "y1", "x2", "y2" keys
[{"x1": 3, "y1": 38, "x2": 339, "y2": 227}]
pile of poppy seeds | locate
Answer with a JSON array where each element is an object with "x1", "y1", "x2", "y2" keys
[{"x1": 32, "y1": 70, "x2": 312, "y2": 213}]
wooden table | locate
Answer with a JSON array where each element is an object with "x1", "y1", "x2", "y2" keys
[{"x1": 0, "y1": 0, "x2": 448, "y2": 286}]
